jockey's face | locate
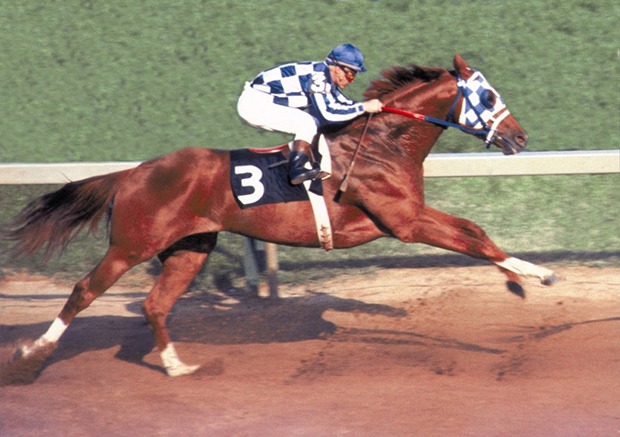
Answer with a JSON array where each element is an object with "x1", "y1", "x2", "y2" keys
[{"x1": 329, "y1": 65, "x2": 356, "y2": 89}]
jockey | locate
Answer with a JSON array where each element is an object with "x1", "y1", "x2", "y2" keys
[{"x1": 237, "y1": 43, "x2": 383, "y2": 185}]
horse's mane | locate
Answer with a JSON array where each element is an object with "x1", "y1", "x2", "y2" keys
[
  {"x1": 321, "y1": 65, "x2": 447, "y2": 136},
  {"x1": 363, "y1": 65, "x2": 446, "y2": 100}
]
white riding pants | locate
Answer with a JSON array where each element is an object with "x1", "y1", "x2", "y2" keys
[{"x1": 237, "y1": 83, "x2": 319, "y2": 144}]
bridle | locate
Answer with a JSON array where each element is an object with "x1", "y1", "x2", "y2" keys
[
  {"x1": 383, "y1": 69, "x2": 510, "y2": 148},
  {"x1": 340, "y1": 69, "x2": 510, "y2": 193}
]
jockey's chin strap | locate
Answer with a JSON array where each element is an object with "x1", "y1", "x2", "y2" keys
[{"x1": 382, "y1": 73, "x2": 508, "y2": 149}]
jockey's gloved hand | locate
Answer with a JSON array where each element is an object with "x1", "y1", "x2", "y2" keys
[{"x1": 363, "y1": 99, "x2": 383, "y2": 113}]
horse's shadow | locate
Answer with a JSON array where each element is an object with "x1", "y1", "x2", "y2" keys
[
  {"x1": 3, "y1": 287, "x2": 619, "y2": 378},
  {"x1": 1, "y1": 289, "x2": 410, "y2": 375}
]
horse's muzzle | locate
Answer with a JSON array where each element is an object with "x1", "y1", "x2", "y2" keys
[
  {"x1": 514, "y1": 133, "x2": 528, "y2": 149},
  {"x1": 500, "y1": 132, "x2": 528, "y2": 155}
]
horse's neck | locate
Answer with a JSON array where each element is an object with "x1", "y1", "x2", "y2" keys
[{"x1": 329, "y1": 74, "x2": 456, "y2": 168}]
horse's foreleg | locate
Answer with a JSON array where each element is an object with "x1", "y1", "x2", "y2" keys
[
  {"x1": 410, "y1": 206, "x2": 557, "y2": 286},
  {"x1": 143, "y1": 248, "x2": 210, "y2": 377}
]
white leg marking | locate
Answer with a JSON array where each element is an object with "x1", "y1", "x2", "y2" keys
[
  {"x1": 41, "y1": 318, "x2": 68, "y2": 343},
  {"x1": 496, "y1": 257, "x2": 555, "y2": 282},
  {"x1": 20, "y1": 317, "x2": 67, "y2": 357},
  {"x1": 160, "y1": 343, "x2": 200, "y2": 377}
]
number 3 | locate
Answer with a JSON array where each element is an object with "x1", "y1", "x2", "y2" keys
[
  {"x1": 310, "y1": 72, "x2": 329, "y2": 93},
  {"x1": 235, "y1": 165, "x2": 265, "y2": 205}
]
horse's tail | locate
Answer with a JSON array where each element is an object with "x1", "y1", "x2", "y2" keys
[{"x1": 2, "y1": 169, "x2": 133, "y2": 260}]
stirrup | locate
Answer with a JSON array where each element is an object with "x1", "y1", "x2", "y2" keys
[
  {"x1": 290, "y1": 164, "x2": 321, "y2": 185},
  {"x1": 289, "y1": 149, "x2": 320, "y2": 185}
]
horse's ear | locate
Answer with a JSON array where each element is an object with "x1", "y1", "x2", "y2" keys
[{"x1": 454, "y1": 54, "x2": 473, "y2": 79}]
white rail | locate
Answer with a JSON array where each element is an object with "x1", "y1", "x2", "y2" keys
[
  {"x1": 423, "y1": 150, "x2": 619, "y2": 177},
  {"x1": 0, "y1": 150, "x2": 618, "y2": 184}
]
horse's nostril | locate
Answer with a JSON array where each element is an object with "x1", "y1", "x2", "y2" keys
[{"x1": 515, "y1": 134, "x2": 528, "y2": 146}]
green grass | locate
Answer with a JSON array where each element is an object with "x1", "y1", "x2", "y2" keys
[
  {"x1": 0, "y1": 0, "x2": 618, "y2": 287},
  {"x1": 0, "y1": 0, "x2": 617, "y2": 162}
]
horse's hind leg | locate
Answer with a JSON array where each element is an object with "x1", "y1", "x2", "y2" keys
[
  {"x1": 143, "y1": 233, "x2": 217, "y2": 377},
  {"x1": 7, "y1": 245, "x2": 138, "y2": 384}
]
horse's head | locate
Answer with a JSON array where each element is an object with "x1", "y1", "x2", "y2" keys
[{"x1": 452, "y1": 55, "x2": 528, "y2": 155}]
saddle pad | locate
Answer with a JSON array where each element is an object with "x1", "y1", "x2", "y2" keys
[{"x1": 230, "y1": 148, "x2": 322, "y2": 209}]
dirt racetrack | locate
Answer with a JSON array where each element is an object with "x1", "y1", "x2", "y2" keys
[{"x1": 1, "y1": 264, "x2": 618, "y2": 437}]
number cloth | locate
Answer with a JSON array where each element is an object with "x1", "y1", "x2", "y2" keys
[{"x1": 229, "y1": 148, "x2": 323, "y2": 209}]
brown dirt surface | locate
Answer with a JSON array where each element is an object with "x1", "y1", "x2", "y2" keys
[{"x1": 1, "y1": 265, "x2": 619, "y2": 437}]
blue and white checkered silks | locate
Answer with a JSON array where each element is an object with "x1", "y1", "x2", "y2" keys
[
  {"x1": 251, "y1": 62, "x2": 322, "y2": 108},
  {"x1": 458, "y1": 71, "x2": 509, "y2": 130},
  {"x1": 250, "y1": 61, "x2": 364, "y2": 124}
]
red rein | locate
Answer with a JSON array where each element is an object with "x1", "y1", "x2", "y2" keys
[{"x1": 381, "y1": 106, "x2": 426, "y2": 121}]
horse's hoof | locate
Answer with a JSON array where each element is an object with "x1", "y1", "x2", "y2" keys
[
  {"x1": 0, "y1": 342, "x2": 56, "y2": 386},
  {"x1": 166, "y1": 363, "x2": 200, "y2": 377},
  {"x1": 506, "y1": 281, "x2": 525, "y2": 298},
  {"x1": 541, "y1": 274, "x2": 560, "y2": 286}
]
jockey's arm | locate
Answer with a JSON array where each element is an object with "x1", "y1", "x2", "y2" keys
[{"x1": 310, "y1": 91, "x2": 382, "y2": 126}]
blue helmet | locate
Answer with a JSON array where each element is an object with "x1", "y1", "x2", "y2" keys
[{"x1": 325, "y1": 43, "x2": 367, "y2": 72}]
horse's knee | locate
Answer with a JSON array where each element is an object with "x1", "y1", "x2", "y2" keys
[{"x1": 457, "y1": 219, "x2": 487, "y2": 239}]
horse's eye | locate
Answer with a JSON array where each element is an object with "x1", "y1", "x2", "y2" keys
[{"x1": 480, "y1": 89, "x2": 496, "y2": 109}]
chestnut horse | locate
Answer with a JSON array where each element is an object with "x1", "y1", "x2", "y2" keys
[{"x1": 2, "y1": 55, "x2": 557, "y2": 383}]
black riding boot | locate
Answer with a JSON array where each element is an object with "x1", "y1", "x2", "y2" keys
[{"x1": 289, "y1": 140, "x2": 320, "y2": 185}]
